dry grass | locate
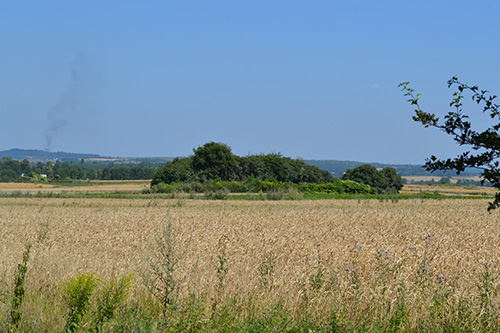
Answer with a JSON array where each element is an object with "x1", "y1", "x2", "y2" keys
[
  {"x1": 402, "y1": 183, "x2": 498, "y2": 196},
  {"x1": 0, "y1": 180, "x2": 149, "y2": 193},
  {"x1": 403, "y1": 175, "x2": 486, "y2": 184},
  {"x1": 1, "y1": 198, "x2": 500, "y2": 328}
]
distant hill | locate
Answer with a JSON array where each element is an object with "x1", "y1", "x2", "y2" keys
[
  {"x1": 0, "y1": 149, "x2": 173, "y2": 164},
  {"x1": 0, "y1": 149, "x2": 101, "y2": 162}
]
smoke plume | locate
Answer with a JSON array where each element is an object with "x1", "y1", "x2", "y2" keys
[{"x1": 44, "y1": 54, "x2": 87, "y2": 151}]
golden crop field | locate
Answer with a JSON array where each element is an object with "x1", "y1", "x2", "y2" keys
[
  {"x1": 402, "y1": 184, "x2": 498, "y2": 196},
  {"x1": 1, "y1": 197, "x2": 500, "y2": 330},
  {"x1": 0, "y1": 180, "x2": 150, "y2": 193}
]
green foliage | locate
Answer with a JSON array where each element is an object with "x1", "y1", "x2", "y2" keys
[
  {"x1": 93, "y1": 273, "x2": 134, "y2": 332},
  {"x1": 9, "y1": 243, "x2": 31, "y2": 333},
  {"x1": 285, "y1": 185, "x2": 303, "y2": 200},
  {"x1": 192, "y1": 142, "x2": 238, "y2": 181},
  {"x1": 151, "y1": 142, "x2": 335, "y2": 186},
  {"x1": 400, "y1": 77, "x2": 500, "y2": 210},
  {"x1": 341, "y1": 164, "x2": 403, "y2": 194},
  {"x1": 149, "y1": 179, "x2": 377, "y2": 199},
  {"x1": 60, "y1": 272, "x2": 100, "y2": 332},
  {"x1": 0, "y1": 156, "x2": 159, "y2": 183},
  {"x1": 151, "y1": 157, "x2": 194, "y2": 186},
  {"x1": 300, "y1": 179, "x2": 377, "y2": 195},
  {"x1": 205, "y1": 188, "x2": 230, "y2": 200},
  {"x1": 212, "y1": 236, "x2": 230, "y2": 318}
]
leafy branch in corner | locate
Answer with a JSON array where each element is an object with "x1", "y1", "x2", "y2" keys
[{"x1": 399, "y1": 77, "x2": 500, "y2": 211}]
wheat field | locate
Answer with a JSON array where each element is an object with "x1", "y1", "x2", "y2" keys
[{"x1": 1, "y1": 197, "x2": 500, "y2": 330}]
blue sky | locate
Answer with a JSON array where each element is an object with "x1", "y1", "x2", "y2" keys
[{"x1": 1, "y1": 1, "x2": 499, "y2": 164}]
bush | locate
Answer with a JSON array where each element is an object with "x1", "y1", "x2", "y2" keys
[
  {"x1": 93, "y1": 273, "x2": 134, "y2": 331},
  {"x1": 60, "y1": 272, "x2": 100, "y2": 332},
  {"x1": 205, "y1": 188, "x2": 230, "y2": 200},
  {"x1": 300, "y1": 179, "x2": 377, "y2": 195},
  {"x1": 341, "y1": 164, "x2": 403, "y2": 194},
  {"x1": 286, "y1": 186, "x2": 303, "y2": 200}
]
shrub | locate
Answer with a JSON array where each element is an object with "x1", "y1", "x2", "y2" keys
[
  {"x1": 60, "y1": 272, "x2": 100, "y2": 332},
  {"x1": 341, "y1": 164, "x2": 403, "y2": 194},
  {"x1": 149, "y1": 183, "x2": 172, "y2": 194},
  {"x1": 93, "y1": 273, "x2": 135, "y2": 331},
  {"x1": 300, "y1": 179, "x2": 377, "y2": 195},
  {"x1": 205, "y1": 188, "x2": 230, "y2": 200},
  {"x1": 286, "y1": 186, "x2": 303, "y2": 200},
  {"x1": 266, "y1": 188, "x2": 285, "y2": 200}
]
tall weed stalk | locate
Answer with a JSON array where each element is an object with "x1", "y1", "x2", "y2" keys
[
  {"x1": 9, "y1": 243, "x2": 31, "y2": 333},
  {"x1": 139, "y1": 218, "x2": 189, "y2": 317}
]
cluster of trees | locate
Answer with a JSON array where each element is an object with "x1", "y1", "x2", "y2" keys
[
  {"x1": 152, "y1": 142, "x2": 335, "y2": 186},
  {"x1": 307, "y1": 160, "x2": 479, "y2": 177},
  {"x1": 0, "y1": 157, "x2": 157, "y2": 182},
  {"x1": 340, "y1": 164, "x2": 404, "y2": 194}
]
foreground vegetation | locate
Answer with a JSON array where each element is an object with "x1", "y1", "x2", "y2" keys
[{"x1": 1, "y1": 198, "x2": 500, "y2": 331}]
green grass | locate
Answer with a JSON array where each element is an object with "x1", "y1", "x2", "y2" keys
[{"x1": 0, "y1": 190, "x2": 494, "y2": 201}]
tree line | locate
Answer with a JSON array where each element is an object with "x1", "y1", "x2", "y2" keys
[
  {"x1": 152, "y1": 142, "x2": 404, "y2": 194},
  {"x1": 151, "y1": 142, "x2": 335, "y2": 185},
  {"x1": 0, "y1": 157, "x2": 158, "y2": 182}
]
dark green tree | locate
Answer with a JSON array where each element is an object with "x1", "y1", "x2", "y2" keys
[
  {"x1": 381, "y1": 167, "x2": 404, "y2": 193},
  {"x1": 400, "y1": 77, "x2": 500, "y2": 210},
  {"x1": 192, "y1": 142, "x2": 237, "y2": 181},
  {"x1": 341, "y1": 164, "x2": 403, "y2": 194},
  {"x1": 151, "y1": 157, "x2": 195, "y2": 185}
]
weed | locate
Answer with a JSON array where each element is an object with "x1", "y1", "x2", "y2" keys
[
  {"x1": 212, "y1": 236, "x2": 229, "y2": 318},
  {"x1": 60, "y1": 272, "x2": 100, "y2": 332},
  {"x1": 286, "y1": 186, "x2": 302, "y2": 200},
  {"x1": 266, "y1": 188, "x2": 285, "y2": 200},
  {"x1": 37, "y1": 221, "x2": 50, "y2": 244},
  {"x1": 205, "y1": 188, "x2": 230, "y2": 200},
  {"x1": 309, "y1": 248, "x2": 325, "y2": 292},
  {"x1": 93, "y1": 273, "x2": 134, "y2": 332},
  {"x1": 476, "y1": 264, "x2": 500, "y2": 331},
  {"x1": 258, "y1": 251, "x2": 277, "y2": 290},
  {"x1": 139, "y1": 218, "x2": 188, "y2": 317},
  {"x1": 9, "y1": 243, "x2": 31, "y2": 333}
]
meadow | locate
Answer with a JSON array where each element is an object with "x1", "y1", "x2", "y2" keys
[{"x1": 1, "y1": 194, "x2": 500, "y2": 331}]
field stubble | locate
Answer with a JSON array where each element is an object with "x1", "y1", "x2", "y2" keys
[{"x1": 1, "y1": 198, "x2": 500, "y2": 329}]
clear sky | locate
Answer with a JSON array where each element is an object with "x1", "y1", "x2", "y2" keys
[{"x1": 1, "y1": 1, "x2": 499, "y2": 164}]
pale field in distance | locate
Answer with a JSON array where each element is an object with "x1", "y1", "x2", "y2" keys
[
  {"x1": 402, "y1": 184, "x2": 498, "y2": 196},
  {"x1": 0, "y1": 180, "x2": 149, "y2": 192},
  {"x1": 1, "y1": 197, "x2": 500, "y2": 324}
]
